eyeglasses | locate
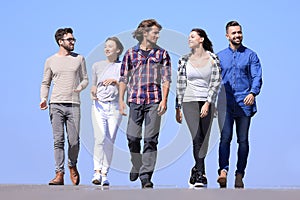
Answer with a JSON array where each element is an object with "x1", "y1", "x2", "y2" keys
[{"x1": 61, "y1": 38, "x2": 76, "y2": 42}]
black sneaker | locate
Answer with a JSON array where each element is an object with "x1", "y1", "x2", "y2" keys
[
  {"x1": 194, "y1": 173, "x2": 208, "y2": 188},
  {"x1": 129, "y1": 166, "x2": 139, "y2": 182},
  {"x1": 189, "y1": 167, "x2": 198, "y2": 187},
  {"x1": 141, "y1": 179, "x2": 153, "y2": 189}
]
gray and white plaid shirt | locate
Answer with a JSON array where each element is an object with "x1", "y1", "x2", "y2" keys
[{"x1": 175, "y1": 51, "x2": 221, "y2": 109}]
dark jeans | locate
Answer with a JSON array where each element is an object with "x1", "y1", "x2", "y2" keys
[
  {"x1": 218, "y1": 109, "x2": 251, "y2": 176},
  {"x1": 182, "y1": 101, "x2": 214, "y2": 174},
  {"x1": 126, "y1": 103, "x2": 161, "y2": 181}
]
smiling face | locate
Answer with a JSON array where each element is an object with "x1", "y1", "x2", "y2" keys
[
  {"x1": 188, "y1": 31, "x2": 204, "y2": 49},
  {"x1": 104, "y1": 39, "x2": 120, "y2": 59},
  {"x1": 226, "y1": 25, "x2": 243, "y2": 47}
]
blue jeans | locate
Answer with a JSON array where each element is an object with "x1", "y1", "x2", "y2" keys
[{"x1": 218, "y1": 109, "x2": 251, "y2": 176}]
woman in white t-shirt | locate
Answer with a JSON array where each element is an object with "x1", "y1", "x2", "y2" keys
[
  {"x1": 175, "y1": 29, "x2": 221, "y2": 188},
  {"x1": 91, "y1": 37, "x2": 124, "y2": 186}
]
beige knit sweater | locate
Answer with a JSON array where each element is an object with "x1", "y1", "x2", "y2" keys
[{"x1": 40, "y1": 53, "x2": 89, "y2": 104}]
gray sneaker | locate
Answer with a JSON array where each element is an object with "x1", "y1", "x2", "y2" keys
[{"x1": 129, "y1": 166, "x2": 139, "y2": 181}]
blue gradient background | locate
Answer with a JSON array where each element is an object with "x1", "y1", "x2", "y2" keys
[{"x1": 1, "y1": 0, "x2": 299, "y2": 188}]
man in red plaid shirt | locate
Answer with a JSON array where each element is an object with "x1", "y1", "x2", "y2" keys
[{"x1": 119, "y1": 19, "x2": 171, "y2": 189}]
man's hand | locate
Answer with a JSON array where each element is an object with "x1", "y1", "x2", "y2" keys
[
  {"x1": 157, "y1": 100, "x2": 167, "y2": 116},
  {"x1": 244, "y1": 93, "x2": 255, "y2": 106},
  {"x1": 176, "y1": 108, "x2": 182, "y2": 123},
  {"x1": 74, "y1": 85, "x2": 82, "y2": 93},
  {"x1": 40, "y1": 99, "x2": 48, "y2": 110},
  {"x1": 119, "y1": 100, "x2": 127, "y2": 116}
]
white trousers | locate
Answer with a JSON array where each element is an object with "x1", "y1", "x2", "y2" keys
[{"x1": 92, "y1": 100, "x2": 122, "y2": 174}]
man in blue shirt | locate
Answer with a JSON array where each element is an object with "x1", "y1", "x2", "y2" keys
[{"x1": 216, "y1": 21, "x2": 262, "y2": 188}]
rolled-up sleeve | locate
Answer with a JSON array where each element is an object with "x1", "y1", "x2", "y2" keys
[
  {"x1": 161, "y1": 50, "x2": 172, "y2": 83},
  {"x1": 119, "y1": 50, "x2": 130, "y2": 84},
  {"x1": 207, "y1": 55, "x2": 221, "y2": 104}
]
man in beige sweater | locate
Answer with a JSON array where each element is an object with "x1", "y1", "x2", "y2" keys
[{"x1": 40, "y1": 28, "x2": 88, "y2": 185}]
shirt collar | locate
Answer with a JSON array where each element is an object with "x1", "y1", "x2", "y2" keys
[
  {"x1": 133, "y1": 43, "x2": 162, "y2": 52},
  {"x1": 228, "y1": 44, "x2": 246, "y2": 53}
]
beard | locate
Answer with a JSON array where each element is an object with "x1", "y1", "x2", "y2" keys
[
  {"x1": 230, "y1": 38, "x2": 242, "y2": 46},
  {"x1": 61, "y1": 43, "x2": 74, "y2": 52}
]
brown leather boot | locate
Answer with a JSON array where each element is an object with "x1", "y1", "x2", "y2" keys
[
  {"x1": 234, "y1": 173, "x2": 244, "y2": 188},
  {"x1": 217, "y1": 169, "x2": 227, "y2": 188},
  {"x1": 49, "y1": 171, "x2": 64, "y2": 185},
  {"x1": 69, "y1": 166, "x2": 80, "y2": 185}
]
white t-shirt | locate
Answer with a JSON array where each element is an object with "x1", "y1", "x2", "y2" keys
[
  {"x1": 183, "y1": 57, "x2": 213, "y2": 102},
  {"x1": 91, "y1": 60, "x2": 121, "y2": 102}
]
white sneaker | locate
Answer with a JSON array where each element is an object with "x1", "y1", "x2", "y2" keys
[
  {"x1": 92, "y1": 172, "x2": 101, "y2": 185},
  {"x1": 101, "y1": 175, "x2": 110, "y2": 186}
]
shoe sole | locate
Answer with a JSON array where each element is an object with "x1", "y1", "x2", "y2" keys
[
  {"x1": 217, "y1": 177, "x2": 227, "y2": 188},
  {"x1": 92, "y1": 180, "x2": 101, "y2": 185},
  {"x1": 188, "y1": 182, "x2": 207, "y2": 188},
  {"x1": 102, "y1": 184, "x2": 110, "y2": 188},
  {"x1": 234, "y1": 184, "x2": 244, "y2": 189},
  {"x1": 194, "y1": 183, "x2": 207, "y2": 188},
  {"x1": 142, "y1": 182, "x2": 154, "y2": 189},
  {"x1": 102, "y1": 181, "x2": 110, "y2": 187},
  {"x1": 142, "y1": 185, "x2": 153, "y2": 189},
  {"x1": 49, "y1": 182, "x2": 64, "y2": 185}
]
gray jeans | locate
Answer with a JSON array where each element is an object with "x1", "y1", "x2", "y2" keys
[
  {"x1": 126, "y1": 103, "x2": 161, "y2": 181},
  {"x1": 49, "y1": 103, "x2": 80, "y2": 173}
]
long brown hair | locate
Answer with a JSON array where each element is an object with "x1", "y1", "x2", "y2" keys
[{"x1": 191, "y1": 28, "x2": 214, "y2": 53}]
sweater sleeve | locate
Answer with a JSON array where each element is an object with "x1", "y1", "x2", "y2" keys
[
  {"x1": 40, "y1": 59, "x2": 52, "y2": 101},
  {"x1": 76, "y1": 56, "x2": 89, "y2": 91}
]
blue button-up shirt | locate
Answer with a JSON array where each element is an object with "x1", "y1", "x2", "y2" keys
[{"x1": 217, "y1": 45, "x2": 262, "y2": 116}]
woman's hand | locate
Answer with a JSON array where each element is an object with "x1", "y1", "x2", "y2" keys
[
  {"x1": 200, "y1": 102, "x2": 210, "y2": 118},
  {"x1": 103, "y1": 79, "x2": 116, "y2": 86},
  {"x1": 90, "y1": 86, "x2": 97, "y2": 100}
]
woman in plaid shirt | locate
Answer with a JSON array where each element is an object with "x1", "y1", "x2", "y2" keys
[{"x1": 175, "y1": 28, "x2": 221, "y2": 188}]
